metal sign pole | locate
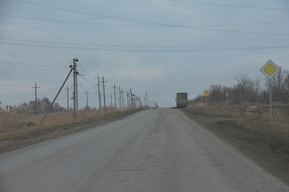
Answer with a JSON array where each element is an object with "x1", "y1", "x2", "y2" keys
[
  {"x1": 260, "y1": 60, "x2": 280, "y2": 124},
  {"x1": 269, "y1": 79, "x2": 273, "y2": 123},
  {"x1": 206, "y1": 95, "x2": 208, "y2": 112},
  {"x1": 203, "y1": 90, "x2": 209, "y2": 112}
]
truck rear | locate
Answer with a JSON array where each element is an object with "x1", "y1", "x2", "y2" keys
[{"x1": 176, "y1": 93, "x2": 188, "y2": 108}]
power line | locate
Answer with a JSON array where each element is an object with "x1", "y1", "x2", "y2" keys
[
  {"x1": 14, "y1": 0, "x2": 289, "y2": 36},
  {"x1": 0, "y1": 9, "x2": 55, "y2": 69},
  {"x1": 0, "y1": 15, "x2": 155, "y2": 27},
  {"x1": 2, "y1": 14, "x2": 288, "y2": 27},
  {"x1": 15, "y1": 0, "x2": 157, "y2": 24},
  {"x1": 1, "y1": 39, "x2": 287, "y2": 50},
  {"x1": 0, "y1": 43, "x2": 59, "y2": 84},
  {"x1": 0, "y1": 9, "x2": 70, "y2": 69},
  {"x1": 0, "y1": 51, "x2": 67, "y2": 63},
  {"x1": 170, "y1": 0, "x2": 289, "y2": 10},
  {"x1": 0, "y1": 23, "x2": 66, "y2": 74},
  {"x1": 79, "y1": 66, "x2": 97, "y2": 84},
  {"x1": 0, "y1": 58, "x2": 66, "y2": 72},
  {"x1": 1, "y1": 40, "x2": 287, "y2": 52}
]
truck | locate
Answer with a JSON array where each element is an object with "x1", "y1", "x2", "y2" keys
[{"x1": 176, "y1": 93, "x2": 188, "y2": 108}]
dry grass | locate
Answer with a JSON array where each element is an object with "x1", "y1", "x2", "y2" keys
[
  {"x1": 186, "y1": 104, "x2": 289, "y2": 134},
  {"x1": 187, "y1": 105, "x2": 242, "y2": 117},
  {"x1": 0, "y1": 107, "x2": 138, "y2": 139}
]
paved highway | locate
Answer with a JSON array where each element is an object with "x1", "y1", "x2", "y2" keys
[{"x1": 0, "y1": 108, "x2": 288, "y2": 192}]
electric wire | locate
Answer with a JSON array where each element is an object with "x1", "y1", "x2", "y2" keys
[
  {"x1": 1, "y1": 14, "x2": 288, "y2": 28},
  {"x1": 0, "y1": 9, "x2": 70, "y2": 72},
  {"x1": 13, "y1": 0, "x2": 289, "y2": 36},
  {"x1": 170, "y1": 0, "x2": 289, "y2": 10},
  {"x1": 0, "y1": 51, "x2": 67, "y2": 66},
  {"x1": 0, "y1": 46, "x2": 59, "y2": 84},
  {"x1": 0, "y1": 39, "x2": 287, "y2": 52},
  {"x1": 0, "y1": 9, "x2": 54, "y2": 67}
]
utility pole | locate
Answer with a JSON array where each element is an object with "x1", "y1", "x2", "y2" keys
[
  {"x1": 126, "y1": 92, "x2": 130, "y2": 107},
  {"x1": 85, "y1": 91, "x2": 89, "y2": 108},
  {"x1": 144, "y1": 95, "x2": 146, "y2": 107},
  {"x1": 130, "y1": 88, "x2": 135, "y2": 108},
  {"x1": 73, "y1": 57, "x2": 79, "y2": 119},
  {"x1": 97, "y1": 75, "x2": 102, "y2": 109},
  {"x1": 65, "y1": 86, "x2": 70, "y2": 111},
  {"x1": 110, "y1": 94, "x2": 113, "y2": 107},
  {"x1": 130, "y1": 88, "x2": 133, "y2": 104},
  {"x1": 101, "y1": 76, "x2": 107, "y2": 108},
  {"x1": 118, "y1": 87, "x2": 122, "y2": 109},
  {"x1": 145, "y1": 92, "x2": 151, "y2": 108},
  {"x1": 32, "y1": 83, "x2": 40, "y2": 113},
  {"x1": 112, "y1": 84, "x2": 117, "y2": 108},
  {"x1": 121, "y1": 88, "x2": 124, "y2": 108}
]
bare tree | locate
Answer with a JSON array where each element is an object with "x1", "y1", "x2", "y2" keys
[
  {"x1": 234, "y1": 74, "x2": 261, "y2": 104},
  {"x1": 266, "y1": 69, "x2": 289, "y2": 103}
]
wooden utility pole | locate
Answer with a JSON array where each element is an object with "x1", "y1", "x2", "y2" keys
[
  {"x1": 101, "y1": 76, "x2": 107, "y2": 108},
  {"x1": 65, "y1": 86, "x2": 70, "y2": 111},
  {"x1": 32, "y1": 83, "x2": 40, "y2": 113},
  {"x1": 97, "y1": 75, "x2": 102, "y2": 109},
  {"x1": 119, "y1": 87, "x2": 122, "y2": 109},
  {"x1": 112, "y1": 84, "x2": 117, "y2": 108},
  {"x1": 73, "y1": 57, "x2": 79, "y2": 119},
  {"x1": 85, "y1": 91, "x2": 89, "y2": 108}
]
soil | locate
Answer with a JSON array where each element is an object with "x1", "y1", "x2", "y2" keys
[{"x1": 181, "y1": 108, "x2": 289, "y2": 186}]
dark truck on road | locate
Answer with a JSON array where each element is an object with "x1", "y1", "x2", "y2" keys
[{"x1": 176, "y1": 93, "x2": 188, "y2": 108}]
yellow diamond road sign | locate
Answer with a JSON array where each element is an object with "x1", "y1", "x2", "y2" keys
[
  {"x1": 203, "y1": 90, "x2": 209, "y2": 95},
  {"x1": 260, "y1": 60, "x2": 280, "y2": 79},
  {"x1": 264, "y1": 64, "x2": 277, "y2": 76}
]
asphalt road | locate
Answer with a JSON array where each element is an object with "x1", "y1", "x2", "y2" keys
[{"x1": 0, "y1": 108, "x2": 288, "y2": 192}]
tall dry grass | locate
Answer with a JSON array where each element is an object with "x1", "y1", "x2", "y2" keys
[{"x1": 0, "y1": 107, "x2": 135, "y2": 139}]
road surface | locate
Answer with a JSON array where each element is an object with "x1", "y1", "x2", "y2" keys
[{"x1": 0, "y1": 108, "x2": 288, "y2": 192}]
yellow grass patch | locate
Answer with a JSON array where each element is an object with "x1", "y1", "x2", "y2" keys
[{"x1": 0, "y1": 107, "x2": 138, "y2": 139}]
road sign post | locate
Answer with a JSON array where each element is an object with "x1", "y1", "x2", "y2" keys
[
  {"x1": 260, "y1": 60, "x2": 280, "y2": 123},
  {"x1": 203, "y1": 90, "x2": 210, "y2": 112}
]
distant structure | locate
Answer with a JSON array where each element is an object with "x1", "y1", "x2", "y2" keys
[{"x1": 176, "y1": 93, "x2": 188, "y2": 108}]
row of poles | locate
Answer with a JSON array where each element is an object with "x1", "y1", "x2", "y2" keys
[
  {"x1": 72, "y1": 58, "x2": 136, "y2": 110},
  {"x1": 42, "y1": 57, "x2": 138, "y2": 122}
]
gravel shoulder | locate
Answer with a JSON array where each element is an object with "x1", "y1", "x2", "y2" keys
[{"x1": 181, "y1": 108, "x2": 289, "y2": 186}]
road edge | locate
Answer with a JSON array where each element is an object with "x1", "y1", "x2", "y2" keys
[{"x1": 180, "y1": 108, "x2": 289, "y2": 187}]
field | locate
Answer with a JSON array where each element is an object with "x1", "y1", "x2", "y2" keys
[
  {"x1": 0, "y1": 107, "x2": 141, "y2": 153},
  {"x1": 185, "y1": 104, "x2": 289, "y2": 132}
]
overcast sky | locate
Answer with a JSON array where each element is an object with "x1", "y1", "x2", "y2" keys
[{"x1": 1, "y1": 0, "x2": 289, "y2": 108}]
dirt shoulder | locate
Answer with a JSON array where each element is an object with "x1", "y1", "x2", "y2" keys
[
  {"x1": 0, "y1": 109, "x2": 140, "y2": 154},
  {"x1": 181, "y1": 108, "x2": 289, "y2": 186}
]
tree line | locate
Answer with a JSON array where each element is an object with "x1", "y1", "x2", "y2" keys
[
  {"x1": 191, "y1": 69, "x2": 289, "y2": 106},
  {"x1": 17, "y1": 97, "x2": 65, "y2": 114}
]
